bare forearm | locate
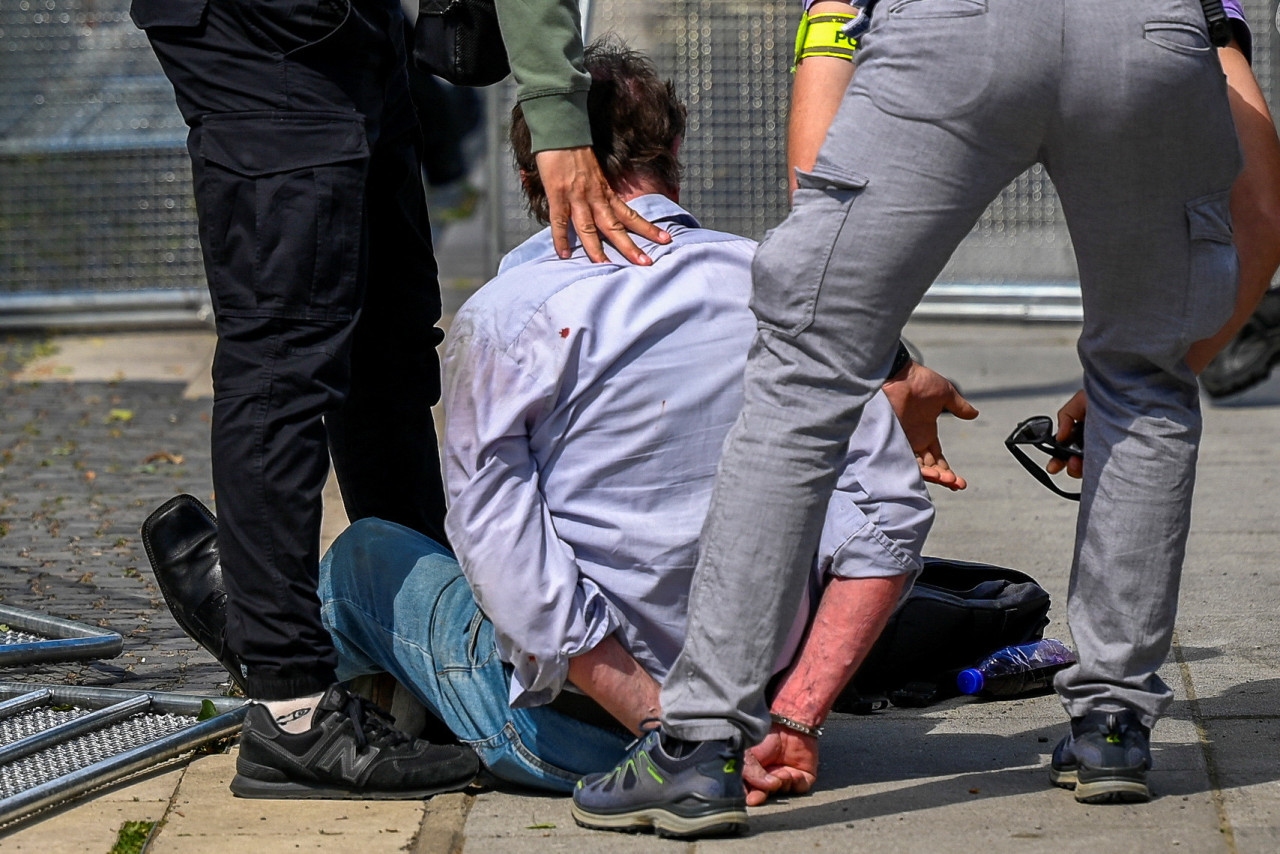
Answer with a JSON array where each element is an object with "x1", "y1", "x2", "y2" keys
[
  {"x1": 788, "y1": 2, "x2": 857, "y2": 197},
  {"x1": 567, "y1": 633, "x2": 661, "y2": 735},
  {"x1": 769, "y1": 574, "x2": 907, "y2": 726},
  {"x1": 1187, "y1": 40, "x2": 1280, "y2": 372}
]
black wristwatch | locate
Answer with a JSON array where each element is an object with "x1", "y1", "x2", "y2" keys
[{"x1": 889, "y1": 339, "x2": 912, "y2": 379}]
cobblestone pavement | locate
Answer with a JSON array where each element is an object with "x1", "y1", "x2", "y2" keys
[{"x1": 0, "y1": 333, "x2": 233, "y2": 697}]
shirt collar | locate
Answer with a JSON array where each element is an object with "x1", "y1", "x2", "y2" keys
[{"x1": 498, "y1": 194, "x2": 701, "y2": 274}]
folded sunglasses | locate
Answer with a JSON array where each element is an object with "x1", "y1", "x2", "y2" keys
[{"x1": 1004, "y1": 415, "x2": 1083, "y2": 501}]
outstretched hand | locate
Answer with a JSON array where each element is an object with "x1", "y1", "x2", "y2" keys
[
  {"x1": 1046, "y1": 389, "x2": 1086, "y2": 478},
  {"x1": 534, "y1": 147, "x2": 671, "y2": 264},
  {"x1": 742, "y1": 726, "x2": 819, "y2": 807},
  {"x1": 882, "y1": 361, "x2": 979, "y2": 490}
]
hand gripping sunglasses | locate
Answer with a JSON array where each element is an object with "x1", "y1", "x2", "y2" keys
[{"x1": 1004, "y1": 416, "x2": 1083, "y2": 501}]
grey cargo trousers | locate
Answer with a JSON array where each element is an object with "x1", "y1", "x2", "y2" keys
[{"x1": 661, "y1": 0, "x2": 1242, "y2": 743}]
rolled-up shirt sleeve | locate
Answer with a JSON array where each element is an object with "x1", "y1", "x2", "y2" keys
[
  {"x1": 442, "y1": 315, "x2": 621, "y2": 708},
  {"x1": 816, "y1": 393, "x2": 934, "y2": 586}
]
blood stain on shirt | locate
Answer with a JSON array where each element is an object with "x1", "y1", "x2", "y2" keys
[{"x1": 559, "y1": 328, "x2": 570, "y2": 338}]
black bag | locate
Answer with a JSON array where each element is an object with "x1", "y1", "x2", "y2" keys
[
  {"x1": 413, "y1": 0, "x2": 510, "y2": 87},
  {"x1": 833, "y1": 556, "x2": 1052, "y2": 712}
]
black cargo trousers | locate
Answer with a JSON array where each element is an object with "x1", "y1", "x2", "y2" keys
[{"x1": 132, "y1": 0, "x2": 449, "y2": 699}]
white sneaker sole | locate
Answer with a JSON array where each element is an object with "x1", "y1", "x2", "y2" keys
[{"x1": 570, "y1": 802, "x2": 748, "y2": 838}]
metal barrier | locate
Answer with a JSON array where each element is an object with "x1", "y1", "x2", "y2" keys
[
  {"x1": 2, "y1": 0, "x2": 1278, "y2": 324},
  {"x1": 489, "y1": 0, "x2": 1280, "y2": 319},
  {"x1": 0, "y1": 0, "x2": 206, "y2": 327},
  {"x1": 0, "y1": 683, "x2": 246, "y2": 828},
  {"x1": 0, "y1": 605, "x2": 124, "y2": 667}
]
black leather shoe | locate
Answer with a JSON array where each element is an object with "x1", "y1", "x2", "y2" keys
[{"x1": 141, "y1": 494, "x2": 245, "y2": 691}]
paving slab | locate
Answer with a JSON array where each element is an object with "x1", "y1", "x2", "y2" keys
[
  {"x1": 462, "y1": 789, "x2": 674, "y2": 852},
  {"x1": 1, "y1": 765, "x2": 184, "y2": 853},
  {"x1": 11, "y1": 331, "x2": 216, "y2": 393},
  {"x1": 413, "y1": 792, "x2": 473, "y2": 854},
  {"x1": 149, "y1": 750, "x2": 426, "y2": 853}
]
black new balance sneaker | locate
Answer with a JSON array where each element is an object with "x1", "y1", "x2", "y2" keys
[
  {"x1": 571, "y1": 727, "x2": 747, "y2": 838},
  {"x1": 1049, "y1": 708, "x2": 1151, "y2": 804},
  {"x1": 230, "y1": 684, "x2": 478, "y2": 799}
]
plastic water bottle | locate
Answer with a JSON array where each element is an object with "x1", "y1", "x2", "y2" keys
[{"x1": 956, "y1": 639, "x2": 1076, "y2": 697}]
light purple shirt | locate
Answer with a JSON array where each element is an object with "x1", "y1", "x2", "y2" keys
[
  {"x1": 442, "y1": 195, "x2": 932, "y2": 708},
  {"x1": 1222, "y1": 0, "x2": 1252, "y2": 63}
]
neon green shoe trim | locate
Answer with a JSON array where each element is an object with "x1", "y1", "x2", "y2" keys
[{"x1": 637, "y1": 752, "x2": 665, "y2": 784}]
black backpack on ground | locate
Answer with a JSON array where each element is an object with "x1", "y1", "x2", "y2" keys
[{"x1": 832, "y1": 556, "x2": 1052, "y2": 712}]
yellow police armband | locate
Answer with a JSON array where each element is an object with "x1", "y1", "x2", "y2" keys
[{"x1": 793, "y1": 11, "x2": 859, "y2": 70}]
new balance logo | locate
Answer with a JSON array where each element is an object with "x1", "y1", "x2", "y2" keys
[{"x1": 314, "y1": 735, "x2": 381, "y2": 781}]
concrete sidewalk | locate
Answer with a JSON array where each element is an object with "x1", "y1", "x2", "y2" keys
[{"x1": 2, "y1": 319, "x2": 1278, "y2": 853}]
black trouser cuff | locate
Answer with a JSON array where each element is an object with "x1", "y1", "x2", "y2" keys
[{"x1": 244, "y1": 670, "x2": 337, "y2": 702}]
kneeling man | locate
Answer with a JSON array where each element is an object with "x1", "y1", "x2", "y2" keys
[{"x1": 319, "y1": 39, "x2": 972, "y2": 815}]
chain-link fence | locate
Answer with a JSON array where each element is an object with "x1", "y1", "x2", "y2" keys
[
  {"x1": 3, "y1": 0, "x2": 1278, "y2": 325},
  {"x1": 491, "y1": 0, "x2": 1280, "y2": 319},
  {"x1": 0, "y1": 0, "x2": 207, "y2": 326}
]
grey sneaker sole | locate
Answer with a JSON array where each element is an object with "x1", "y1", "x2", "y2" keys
[
  {"x1": 230, "y1": 771, "x2": 472, "y2": 800},
  {"x1": 1074, "y1": 774, "x2": 1150, "y2": 804},
  {"x1": 1048, "y1": 765, "x2": 1077, "y2": 789},
  {"x1": 1049, "y1": 766, "x2": 1150, "y2": 804},
  {"x1": 570, "y1": 802, "x2": 747, "y2": 838},
  {"x1": 1203, "y1": 357, "x2": 1278, "y2": 398}
]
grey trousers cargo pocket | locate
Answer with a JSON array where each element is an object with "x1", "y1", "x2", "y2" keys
[
  {"x1": 858, "y1": 0, "x2": 993, "y2": 121},
  {"x1": 130, "y1": 0, "x2": 208, "y2": 28},
  {"x1": 751, "y1": 165, "x2": 868, "y2": 338},
  {"x1": 1183, "y1": 190, "x2": 1237, "y2": 342},
  {"x1": 193, "y1": 112, "x2": 369, "y2": 320}
]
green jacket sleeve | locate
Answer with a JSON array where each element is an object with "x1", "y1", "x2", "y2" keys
[{"x1": 494, "y1": 0, "x2": 593, "y2": 152}]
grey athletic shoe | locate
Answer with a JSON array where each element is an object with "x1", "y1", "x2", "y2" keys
[
  {"x1": 1201, "y1": 288, "x2": 1280, "y2": 398},
  {"x1": 1049, "y1": 709, "x2": 1151, "y2": 804},
  {"x1": 231, "y1": 683, "x2": 478, "y2": 799},
  {"x1": 571, "y1": 728, "x2": 747, "y2": 838}
]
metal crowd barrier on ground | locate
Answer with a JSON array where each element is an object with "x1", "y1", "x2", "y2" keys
[
  {"x1": 0, "y1": 683, "x2": 247, "y2": 829},
  {"x1": 0, "y1": 605, "x2": 123, "y2": 667}
]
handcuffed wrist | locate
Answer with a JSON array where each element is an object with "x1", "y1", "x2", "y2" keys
[{"x1": 770, "y1": 712, "x2": 824, "y2": 738}]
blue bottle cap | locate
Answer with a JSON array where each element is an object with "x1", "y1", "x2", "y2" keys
[{"x1": 957, "y1": 668, "x2": 984, "y2": 695}]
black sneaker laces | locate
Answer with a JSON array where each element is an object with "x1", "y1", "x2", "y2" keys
[{"x1": 340, "y1": 693, "x2": 412, "y2": 751}]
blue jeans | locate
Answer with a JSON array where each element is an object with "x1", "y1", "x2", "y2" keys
[{"x1": 318, "y1": 518, "x2": 632, "y2": 791}]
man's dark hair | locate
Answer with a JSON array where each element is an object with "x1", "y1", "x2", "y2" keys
[{"x1": 510, "y1": 37, "x2": 687, "y2": 224}]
